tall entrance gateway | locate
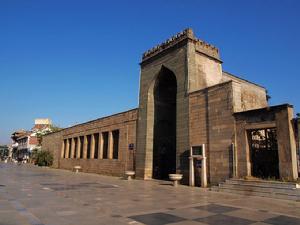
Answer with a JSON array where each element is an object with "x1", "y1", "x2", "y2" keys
[
  {"x1": 152, "y1": 67, "x2": 177, "y2": 179},
  {"x1": 135, "y1": 28, "x2": 226, "y2": 181}
]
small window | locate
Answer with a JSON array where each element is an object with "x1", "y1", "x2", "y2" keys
[
  {"x1": 73, "y1": 137, "x2": 78, "y2": 158},
  {"x1": 87, "y1": 135, "x2": 91, "y2": 159},
  {"x1": 63, "y1": 139, "x2": 67, "y2": 158},
  {"x1": 79, "y1": 136, "x2": 84, "y2": 158},
  {"x1": 112, "y1": 130, "x2": 119, "y2": 159},
  {"x1": 68, "y1": 138, "x2": 72, "y2": 158},
  {"x1": 93, "y1": 133, "x2": 99, "y2": 159},
  {"x1": 102, "y1": 132, "x2": 109, "y2": 159}
]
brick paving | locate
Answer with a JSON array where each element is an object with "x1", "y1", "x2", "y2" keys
[{"x1": 0, "y1": 163, "x2": 299, "y2": 225}]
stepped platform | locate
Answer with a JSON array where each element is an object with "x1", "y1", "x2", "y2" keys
[{"x1": 211, "y1": 178, "x2": 300, "y2": 201}]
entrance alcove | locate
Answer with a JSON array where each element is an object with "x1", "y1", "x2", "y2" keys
[
  {"x1": 152, "y1": 66, "x2": 177, "y2": 180},
  {"x1": 248, "y1": 128, "x2": 280, "y2": 179}
]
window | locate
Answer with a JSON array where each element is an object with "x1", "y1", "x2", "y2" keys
[
  {"x1": 102, "y1": 132, "x2": 109, "y2": 159},
  {"x1": 93, "y1": 133, "x2": 99, "y2": 159},
  {"x1": 79, "y1": 136, "x2": 84, "y2": 158},
  {"x1": 63, "y1": 139, "x2": 67, "y2": 158},
  {"x1": 68, "y1": 138, "x2": 72, "y2": 158},
  {"x1": 87, "y1": 135, "x2": 91, "y2": 159},
  {"x1": 112, "y1": 130, "x2": 119, "y2": 159},
  {"x1": 73, "y1": 137, "x2": 78, "y2": 158}
]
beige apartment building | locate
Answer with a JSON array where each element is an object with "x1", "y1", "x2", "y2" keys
[{"x1": 43, "y1": 29, "x2": 299, "y2": 185}]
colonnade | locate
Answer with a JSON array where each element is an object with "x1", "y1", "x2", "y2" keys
[{"x1": 61, "y1": 130, "x2": 119, "y2": 160}]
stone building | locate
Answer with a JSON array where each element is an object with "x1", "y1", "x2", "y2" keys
[
  {"x1": 43, "y1": 110, "x2": 137, "y2": 175},
  {"x1": 43, "y1": 29, "x2": 299, "y2": 185}
]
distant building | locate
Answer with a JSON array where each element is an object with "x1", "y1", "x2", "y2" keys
[{"x1": 11, "y1": 118, "x2": 52, "y2": 160}]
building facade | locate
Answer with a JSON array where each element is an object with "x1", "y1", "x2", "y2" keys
[
  {"x1": 11, "y1": 118, "x2": 52, "y2": 161},
  {"x1": 43, "y1": 29, "x2": 299, "y2": 185},
  {"x1": 43, "y1": 110, "x2": 137, "y2": 175}
]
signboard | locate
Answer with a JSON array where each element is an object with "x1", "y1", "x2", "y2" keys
[
  {"x1": 128, "y1": 143, "x2": 134, "y2": 150},
  {"x1": 192, "y1": 146, "x2": 203, "y2": 156}
]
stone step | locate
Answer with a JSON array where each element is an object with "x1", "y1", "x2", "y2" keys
[
  {"x1": 219, "y1": 183, "x2": 300, "y2": 196},
  {"x1": 212, "y1": 185, "x2": 300, "y2": 201},
  {"x1": 211, "y1": 179, "x2": 300, "y2": 201},
  {"x1": 226, "y1": 178, "x2": 299, "y2": 189}
]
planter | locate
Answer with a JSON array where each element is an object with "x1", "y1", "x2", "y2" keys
[
  {"x1": 125, "y1": 171, "x2": 135, "y2": 180},
  {"x1": 169, "y1": 174, "x2": 183, "y2": 187},
  {"x1": 73, "y1": 166, "x2": 82, "y2": 173}
]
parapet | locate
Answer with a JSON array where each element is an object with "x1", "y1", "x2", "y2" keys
[{"x1": 141, "y1": 28, "x2": 221, "y2": 63}]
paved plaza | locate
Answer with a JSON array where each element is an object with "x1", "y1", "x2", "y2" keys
[{"x1": 0, "y1": 163, "x2": 299, "y2": 225}]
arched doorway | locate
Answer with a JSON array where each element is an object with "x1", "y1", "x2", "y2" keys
[{"x1": 152, "y1": 67, "x2": 177, "y2": 180}]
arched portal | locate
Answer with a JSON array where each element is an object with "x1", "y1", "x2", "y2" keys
[{"x1": 152, "y1": 67, "x2": 177, "y2": 180}]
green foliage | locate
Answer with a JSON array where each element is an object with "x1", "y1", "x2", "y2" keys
[
  {"x1": 0, "y1": 145, "x2": 9, "y2": 160},
  {"x1": 36, "y1": 124, "x2": 63, "y2": 146},
  {"x1": 35, "y1": 150, "x2": 53, "y2": 167},
  {"x1": 36, "y1": 125, "x2": 62, "y2": 138},
  {"x1": 49, "y1": 124, "x2": 62, "y2": 132},
  {"x1": 30, "y1": 148, "x2": 39, "y2": 161}
]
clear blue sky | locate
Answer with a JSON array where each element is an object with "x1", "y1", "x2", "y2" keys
[{"x1": 1, "y1": 0, "x2": 300, "y2": 144}]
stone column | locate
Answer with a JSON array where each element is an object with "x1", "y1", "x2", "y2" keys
[
  {"x1": 61, "y1": 140, "x2": 65, "y2": 158},
  {"x1": 65, "y1": 139, "x2": 70, "y2": 158},
  {"x1": 83, "y1": 136, "x2": 88, "y2": 159},
  {"x1": 189, "y1": 156, "x2": 194, "y2": 186},
  {"x1": 98, "y1": 133, "x2": 103, "y2": 159},
  {"x1": 235, "y1": 121, "x2": 250, "y2": 178},
  {"x1": 201, "y1": 144, "x2": 207, "y2": 188},
  {"x1": 90, "y1": 134, "x2": 95, "y2": 159},
  {"x1": 76, "y1": 138, "x2": 81, "y2": 159},
  {"x1": 276, "y1": 106, "x2": 298, "y2": 180},
  {"x1": 108, "y1": 131, "x2": 113, "y2": 159}
]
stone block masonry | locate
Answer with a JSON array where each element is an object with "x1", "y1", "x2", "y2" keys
[
  {"x1": 42, "y1": 109, "x2": 137, "y2": 177},
  {"x1": 42, "y1": 28, "x2": 299, "y2": 185}
]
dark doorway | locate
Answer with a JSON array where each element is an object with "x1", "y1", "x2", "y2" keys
[
  {"x1": 248, "y1": 128, "x2": 279, "y2": 179},
  {"x1": 152, "y1": 67, "x2": 177, "y2": 180}
]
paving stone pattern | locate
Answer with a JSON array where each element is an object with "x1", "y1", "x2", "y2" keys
[{"x1": 0, "y1": 163, "x2": 300, "y2": 225}]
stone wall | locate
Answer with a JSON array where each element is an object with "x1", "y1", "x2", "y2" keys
[
  {"x1": 188, "y1": 45, "x2": 223, "y2": 93},
  {"x1": 189, "y1": 81, "x2": 236, "y2": 184},
  {"x1": 42, "y1": 130, "x2": 62, "y2": 168},
  {"x1": 234, "y1": 105, "x2": 298, "y2": 180},
  {"x1": 42, "y1": 109, "x2": 138, "y2": 177},
  {"x1": 223, "y1": 71, "x2": 268, "y2": 112}
]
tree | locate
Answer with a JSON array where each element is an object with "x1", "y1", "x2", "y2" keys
[
  {"x1": 35, "y1": 150, "x2": 53, "y2": 166},
  {"x1": 0, "y1": 145, "x2": 9, "y2": 160}
]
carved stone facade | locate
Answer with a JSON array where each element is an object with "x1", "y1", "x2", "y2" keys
[{"x1": 43, "y1": 29, "x2": 299, "y2": 184}]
